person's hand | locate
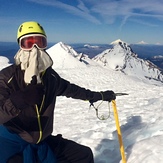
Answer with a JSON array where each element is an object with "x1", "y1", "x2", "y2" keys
[
  {"x1": 101, "y1": 90, "x2": 116, "y2": 102},
  {"x1": 89, "y1": 90, "x2": 116, "y2": 104},
  {"x1": 10, "y1": 84, "x2": 44, "y2": 109}
]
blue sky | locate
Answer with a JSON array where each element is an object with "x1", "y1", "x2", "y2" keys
[{"x1": 1, "y1": 0, "x2": 163, "y2": 44}]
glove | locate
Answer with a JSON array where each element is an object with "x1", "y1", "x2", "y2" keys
[
  {"x1": 10, "y1": 84, "x2": 44, "y2": 109},
  {"x1": 101, "y1": 90, "x2": 116, "y2": 102},
  {"x1": 89, "y1": 90, "x2": 116, "y2": 104}
]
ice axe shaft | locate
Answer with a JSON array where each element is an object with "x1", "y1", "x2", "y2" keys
[{"x1": 112, "y1": 100, "x2": 126, "y2": 163}]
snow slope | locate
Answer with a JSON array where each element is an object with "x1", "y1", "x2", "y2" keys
[
  {"x1": 53, "y1": 66, "x2": 163, "y2": 163},
  {"x1": 0, "y1": 56, "x2": 11, "y2": 70},
  {"x1": 0, "y1": 44, "x2": 163, "y2": 163}
]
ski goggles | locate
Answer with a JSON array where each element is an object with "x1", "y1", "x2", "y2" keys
[{"x1": 19, "y1": 34, "x2": 47, "y2": 50}]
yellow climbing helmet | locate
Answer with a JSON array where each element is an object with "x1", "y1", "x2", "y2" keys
[{"x1": 17, "y1": 21, "x2": 46, "y2": 42}]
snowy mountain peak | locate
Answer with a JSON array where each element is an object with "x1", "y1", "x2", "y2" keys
[
  {"x1": 93, "y1": 42, "x2": 163, "y2": 82},
  {"x1": 110, "y1": 39, "x2": 126, "y2": 45},
  {"x1": 51, "y1": 42, "x2": 78, "y2": 57},
  {"x1": 137, "y1": 40, "x2": 148, "y2": 45},
  {"x1": 46, "y1": 42, "x2": 87, "y2": 69},
  {"x1": 84, "y1": 44, "x2": 99, "y2": 49}
]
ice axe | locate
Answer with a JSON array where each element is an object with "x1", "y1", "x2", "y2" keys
[
  {"x1": 112, "y1": 97, "x2": 127, "y2": 163},
  {"x1": 90, "y1": 93, "x2": 128, "y2": 163},
  {"x1": 115, "y1": 93, "x2": 129, "y2": 96}
]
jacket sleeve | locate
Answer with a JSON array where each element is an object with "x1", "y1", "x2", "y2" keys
[
  {"x1": 51, "y1": 70, "x2": 98, "y2": 101},
  {"x1": 0, "y1": 66, "x2": 21, "y2": 124},
  {"x1": 61, "y1": 81, "x2": 95, "y2": 101}
]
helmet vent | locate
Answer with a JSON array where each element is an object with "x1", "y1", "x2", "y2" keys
[{"x1": 19, "y1": 25, "x2": 23, "y2": 32}]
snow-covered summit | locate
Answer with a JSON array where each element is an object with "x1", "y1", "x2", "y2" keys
[
  {"x1": 110, "y1": 39, "x2": 127, "y2": 45},
  {"x1": 137, "y1": 40, "x2": 148, "y2": 45},
  {"x1": 84, "y1": 44, "x2": 99, "y2": 49},
  {"x1": 47, "y1": 42, "x2": 87, "y2": 69},
  {"x1": 92, "y1": 42, "x2": 163, "y2": 82}
]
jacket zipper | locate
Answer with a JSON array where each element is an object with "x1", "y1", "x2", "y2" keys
[
  {"x1": 35, "y1": 94, "x2": 45, "y2": 144},
  {"x1": 36, "y1": 70, "x2": 46, "y2": 144}
]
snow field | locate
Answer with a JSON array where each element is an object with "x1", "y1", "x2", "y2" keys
[{"x1": 52, "y1": 66, "x2": 163, "y2": 163}]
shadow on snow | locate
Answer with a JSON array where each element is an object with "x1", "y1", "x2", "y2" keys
[{"x1": 94, "y1": 115, "x2": 146, "y2": 163}]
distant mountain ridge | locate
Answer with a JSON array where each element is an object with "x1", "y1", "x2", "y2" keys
[
  {"x1": 46, "y1": 41, "x2": 163, "y2": 83},
  {"x1": 0, "y1": 41, "x2": 163, "y2": 66},
  {"x1": 0, "y1": 40, "x2": 163, "y2": 81}
]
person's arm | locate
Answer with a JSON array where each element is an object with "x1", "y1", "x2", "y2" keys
[
  {"x1": 52, "y1": 69, "x2": 115, "y2": 103},
  {"x1": 60, "y1": 81, "x2": 96, "y2": 100},
  {"x1": 50, "y1": 69, "x2": 95, "y2": 100},
  {"x1": 61, "y1": 81, "x2": 115, "y2": 103}
]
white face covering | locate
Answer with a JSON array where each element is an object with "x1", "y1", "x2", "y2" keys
[{"x1": 14, "y1": 47, "x2": 53, "y2": 84}]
